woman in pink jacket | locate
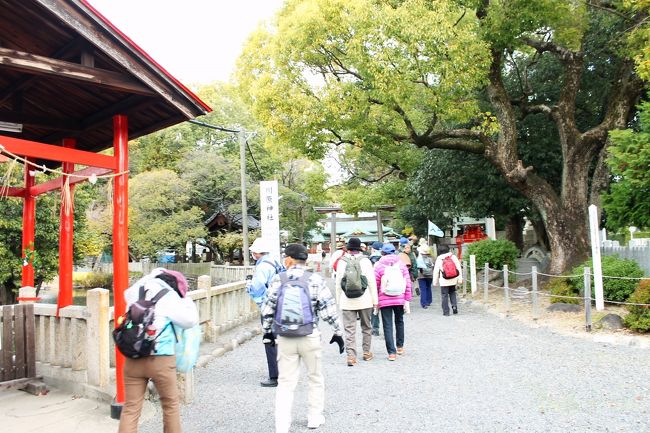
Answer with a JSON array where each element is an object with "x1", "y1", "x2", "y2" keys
[{"x1": 373, "y1": 243, "x2": 412, "y2": 361}]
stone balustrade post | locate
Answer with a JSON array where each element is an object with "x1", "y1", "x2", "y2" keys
[
  {"x1": 86, "y1": 288, "x2": 110, "y2": 387},
  {"x1": 18, "y1": 286, "x2": 38, "y2": 304}
]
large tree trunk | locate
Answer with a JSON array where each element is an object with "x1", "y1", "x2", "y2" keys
[
  {"x1": 504, "y1": 215, "x2": 524, "y2": 251},
  {"x1": 478, "y1": 39, "x2": 641, "y2": 273},
  {"x1": 0, "y1": 282, "x2": 18, "y2": 305}
]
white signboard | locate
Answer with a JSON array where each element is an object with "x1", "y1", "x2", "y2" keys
[{"x1": 260, "y1": 180, "x2": 281, "y2": 260}]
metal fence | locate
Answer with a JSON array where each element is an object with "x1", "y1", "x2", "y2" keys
[{"x1": 463, "y1": 259, "x2": 650, "y2": 333}]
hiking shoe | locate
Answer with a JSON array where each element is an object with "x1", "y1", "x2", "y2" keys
[
  {"x1": 396, "y1": 347, "x2": 405, "y2": 356},
  {"x1": 260, "y1": 378, "x2": 278, "y2": 387},
  {"x1": 362, "y1": 352, "x2": 374, "y2": 361},
  {"x1": 453, "y1": 307, "x2": 458, "y2": 315},
  {"x1": 388, "y1": 354, "x2": 397, "y2": 361},
  {"x1": 347, "y1": 357, "x2": 357, "y2": 367}
]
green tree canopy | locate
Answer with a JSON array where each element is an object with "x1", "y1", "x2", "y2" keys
[
  {"x1": 128, "y1": 169, "x2": 207, "y2": 258},
  {"x1": 603, "y1": 102, "x2": 650, "y2": 230},
  {"x1": 237, "y1": 0, "x2": 646, "y2": 272}
]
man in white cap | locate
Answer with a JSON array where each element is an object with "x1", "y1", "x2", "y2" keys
[{"x1": 247, "y1": 237, "x2": 283, "y2": 387}]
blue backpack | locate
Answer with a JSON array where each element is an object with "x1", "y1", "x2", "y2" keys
[
  {"x1": 273, "y1": 272, "x2": 315, "y2": 337},
  {"x1": 173, "y1": 324, "x2": 202, "y2": 373}
]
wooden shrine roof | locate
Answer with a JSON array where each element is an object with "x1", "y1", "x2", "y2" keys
[{"x1": 0, "y1": 0, "x2": 211, "y2": 159}]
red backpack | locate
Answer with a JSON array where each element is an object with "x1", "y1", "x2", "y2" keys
[{"x1": 441, "y1": 255, "x2": 459, "y2": 279}]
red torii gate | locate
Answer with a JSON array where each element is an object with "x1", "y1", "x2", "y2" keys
[{"x1": 0, "y1": 0, "x2": 211, "y2": 413}]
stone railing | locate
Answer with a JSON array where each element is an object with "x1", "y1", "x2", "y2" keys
[
  {"x1": 210, "y1": 265, "x2": 255, "y2": 285},
  {"x1": 29, "y1": 288, "x2": 113, "y2": 400},
  {"x1": 22, "y1": 275, "x2": 257, "y2": 402}
]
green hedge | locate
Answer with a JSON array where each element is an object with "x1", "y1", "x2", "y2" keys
[
  {"x1": 73, "y1": 272, "x2": 113, "y2": 289},
  {"x1": 466, "y1": 239, "x2": 518, "y2": 271},
  {"x1": 569, "y1": 255, "x2": 644, "y2": 302},
  {"x1": 624, "y1": 280, "x2": 650, "y2": 333},
  {"x1": 545, "y1": 277, "x2": 580, "y2": 304}
]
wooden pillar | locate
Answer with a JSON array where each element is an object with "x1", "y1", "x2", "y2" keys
[
  {"x1": 57, "y1": 139, "x2": 75, "y2": 314},
  {"x1": 112, "y1": 114, "x2": 128, "y2": 405},
  {"x1": 375, "y1": 211, "x2": 383, "y2": 242},
  {"x1": 21, "y1": 160, "x2": 36, "y2": 288}
]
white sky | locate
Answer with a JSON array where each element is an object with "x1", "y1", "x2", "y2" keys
[{"x1": 89, "y1": 0, "x2": 284, "y2": 85}]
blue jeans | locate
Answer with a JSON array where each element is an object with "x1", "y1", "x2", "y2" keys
[
  {"x1": 418, "y1": 278, "x2": 432, "y2": 307},
  {"x1": 380, "y1": 305, "x2": 404, "y2": 355}
]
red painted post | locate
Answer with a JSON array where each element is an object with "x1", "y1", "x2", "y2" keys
[
  {"x1": 112, "y1": 114, "x2": 128, "y2": 408},
  {"x1": 57, "y1": 138, "x2": 76, "y2": 314},
  {"x1": 21, "y1": 159, "x2": 36, "y2": 288}
]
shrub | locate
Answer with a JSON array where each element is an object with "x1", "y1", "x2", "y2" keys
[
  {"x1": 570, "y1": 255, "x2": 644, "y2": 302},
  {"x1": 624, "y1": 280, "x2": 650, "y2": 333},
  {"x1": 466, "y1": 239, "x2": 518, "y2": 271},
  {"x1": 73, "y1": 272, "x2": 113, "y2": 289},
  {"x1": 544, "y1": 277, "x2": 580, "y2": 304}
]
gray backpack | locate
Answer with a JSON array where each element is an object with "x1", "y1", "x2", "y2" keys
[{"x1": 341, "y1": 255, "x2": 368, "y2": 298}]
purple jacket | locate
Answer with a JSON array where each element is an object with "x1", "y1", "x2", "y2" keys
[{"x1": 374, "y1": 254, "x2": 412, "y2": 308}]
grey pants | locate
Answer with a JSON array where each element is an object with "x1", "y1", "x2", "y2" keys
[
  {"x1": 441, "y1": 285, "x2": 457, "y2": 315},
  {"x1": 342, "y1": 308, "x2": 373, "y2": 359}
]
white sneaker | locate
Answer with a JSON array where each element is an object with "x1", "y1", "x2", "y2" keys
[{"x1": 307, "y1": 415, "x2": 325, "y2": 429}]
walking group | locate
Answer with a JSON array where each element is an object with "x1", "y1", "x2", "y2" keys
[
  {"x1": 111, "y1": 235, "x2": 462, "y2": 433},
  {"x1": 247, "y1": 235, "x2": 463, "y2": 433}
]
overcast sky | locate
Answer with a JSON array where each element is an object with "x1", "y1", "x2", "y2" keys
[{"x1": 89, "y1": 0, "x2": 284, "y2": 85}]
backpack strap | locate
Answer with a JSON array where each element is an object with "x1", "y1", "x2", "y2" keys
[
  {"x1": 138, "y1": 285, "x2": 146, "y2": 300},
  {"x1": 150, "y1": 288, "x2": 170, "y2": 304}
]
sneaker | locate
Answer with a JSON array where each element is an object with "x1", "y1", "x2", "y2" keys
[
  {"x1": 307, "y1": 414, "x2": 325, "y2": 429},
  {"x1": 347, "y1": 357, "x2": 357, "y2": 367},
  {"x1": 388, "y1": 354, "x2": 397, "y2": 361},
  {"x1": 396, "y1": 347, "x2": 405, "y2": 355},
  {"x1": 453, "y1": 307, "x2": 458, "y2": 315},
  {"x1": 260, "y1": 378, "x2": 278, "y2": 387},
  {"x1": 362, "y1": 352, "x2": 374, "y2": 361}
]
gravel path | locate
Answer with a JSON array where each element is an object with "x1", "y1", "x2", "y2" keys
[{"x1": 140, "y1": 286, "x2": 650, "y2": 433}]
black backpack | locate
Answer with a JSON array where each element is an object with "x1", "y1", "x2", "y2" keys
[{"x1": 113, "y1": 286, "x2": 170, "y2": 359}]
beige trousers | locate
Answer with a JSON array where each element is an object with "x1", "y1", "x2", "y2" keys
[
  {"x1": 118, "y1": 355, "x2": 181, "y2": 433},
  {"x1": 275, "y1": 331, "x2": 324, "y2": 433},
  {"x1": 342, "y1": 308, "x2": 373, "y2": 359}
]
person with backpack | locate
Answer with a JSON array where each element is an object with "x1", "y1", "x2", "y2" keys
[
  {"x1": 260, "y1": 243, "x2": 344, "y2": 433},
  {"x1": 334, "y1": 237, "x2": 378, "y2": 366},
  {"x1": 368, "y1": 240, "x2": 384, "y2": 336},
  {"x1": 116, "y1": 268, "x2": 198, "y2": 433},
  {"x1": 373, "y1": 243, "x2": 412, "y2": 361},
  {"x1": 432, "y1": 244, "x2": 463, "y2": 316},
  {"x1": 328, "y1": 240, "x2": 346, "y2": 278},
  {"x1": 246, "y1": 237, "x2": 283, "y2": 387},
  {"x1": 416, "y1": 244, "x2": 434, "y2": 309}
]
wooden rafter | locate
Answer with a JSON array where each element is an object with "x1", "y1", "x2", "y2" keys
[
  {"x1": 0, "y1": 112, "x2": 81, "y2": 132},
  {"x1": 0, "y1": 47, "x2": 154, "y2": 95},
  {"x1": 0, "y1": 37, "x2": 84, "y2": 108}
]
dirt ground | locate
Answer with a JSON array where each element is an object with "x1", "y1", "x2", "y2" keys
[{"x1": 457, "y1": 279, "x2": 650, "y2": 346}]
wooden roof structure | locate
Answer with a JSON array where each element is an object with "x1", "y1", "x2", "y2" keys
[
  {"x1": 0, "y1": 0, "x2": 211, "y2": 410},
  {"x1": 0, "y1": 0, "x2": 211, "y2": 159}
]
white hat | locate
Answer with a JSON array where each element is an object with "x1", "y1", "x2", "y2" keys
[
  {"x1": 250, "y1": 238, "x2": 272, "y2": 254},
  {"x1": 418, "y1": 245, "x2": 431, "y2": 255}
]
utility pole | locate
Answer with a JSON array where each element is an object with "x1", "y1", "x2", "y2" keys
[{"x1": 239, "y1": 130, "x2": 250, "y2": 266}]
